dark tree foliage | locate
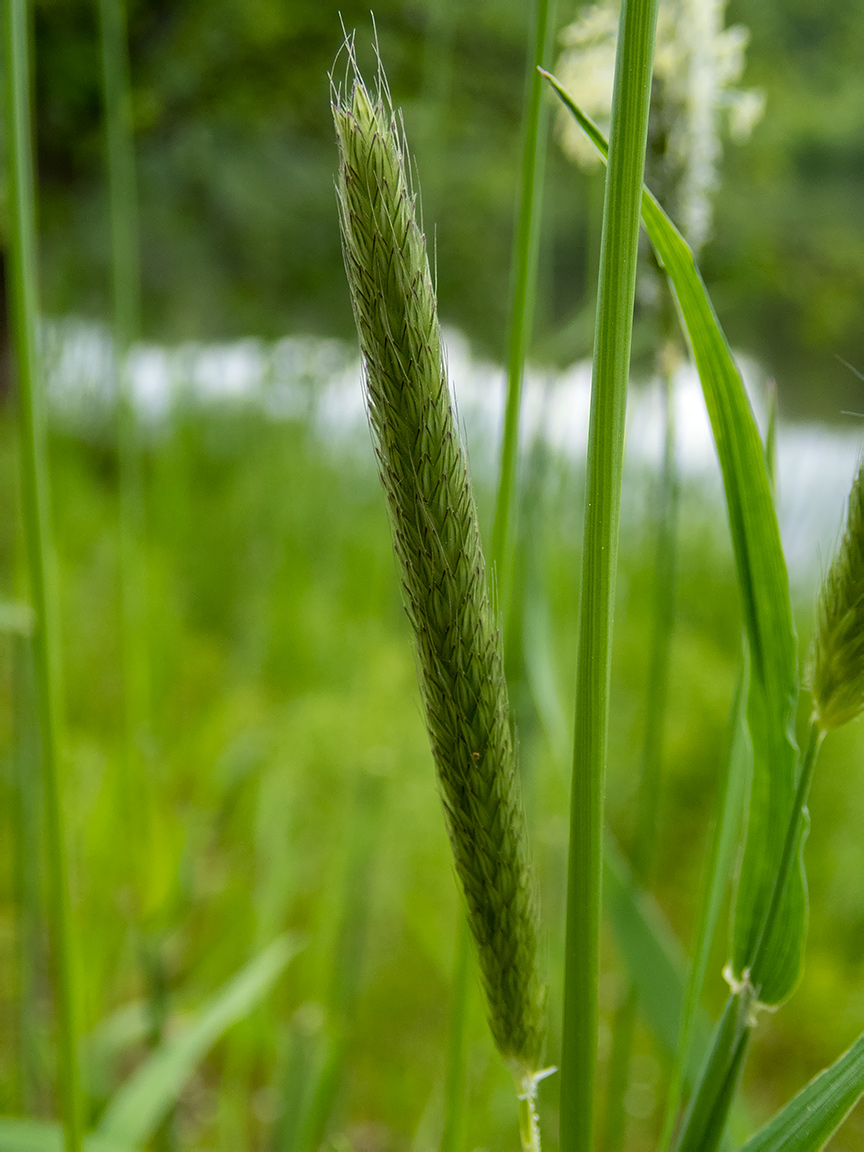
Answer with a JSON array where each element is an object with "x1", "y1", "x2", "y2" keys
[{"x1": 15, "y1": 0, "x2": 864, "y2": 418}]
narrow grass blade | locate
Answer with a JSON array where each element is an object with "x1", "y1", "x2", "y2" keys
[
  {"x1": 11, "y1": 635, "x2": 44, "y2": 1111},
  {"x1": 491, "y1": 0, "x2": 557, "y2": 585},
  {"x1": 543, "y1": 75, "x2": 803, "y2": 1009},
  {"x1": 559, "y1": 2, "x2": 659, "y2": 1148},
  {"x1": 99, "y1": 0, "x2": 141, "y2": 354},
  {"x1": 0, "y1": 1119, "x2": 134, "y2": 1152},
  {"x1": 4, "y1": 1, "x2": 83, "y2": 1147},
  {"x1": 98, "y1": 0, "x2": 152, "y2": 911},
  {"x1": 603, "y1": 367, "x2": 679, "y2": 1152},
  {"x1": 739, "y1": 1031, "x2": 864, "y2": 1152},
  {"x1": 675, "y1": 988, "x2": 754, "y2": 1152},
  {"x1": 97, "y1": 935, "x2": 301, "y2": 1146}
]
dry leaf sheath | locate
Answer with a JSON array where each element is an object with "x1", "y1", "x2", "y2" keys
[{"x1": 332, "y1": 55, "x2": 545, "y2": 1078}]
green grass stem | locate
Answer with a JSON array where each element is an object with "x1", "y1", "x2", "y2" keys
[
  {"x1": 4, "y1": 0, "x2": 83, "y2": 1147},
  {"x1": 558, "y1": 1, "x2": 659, "y2": 1149},
  {"x1": 602, "y1": 357, "x2": 679, "y2": 1152},
  {"x1": 491, "y1": 0, "x2": 557, "y2": 590},
  {"x1": 439, "y1": 921, "x2": 470, "y2": 1152},
  {"x1": 11, "y1": 634, "x2": 44, "y2": 1111},
  {"x1": 749, "y1": 720, "x2": 823, "y2": 984},
  {"x1": 99, "y1": 0, "x2": 141, "y2": 353},
  {"x1": 98, "y1": 0, "x2": 151, "y2": 909},
  {"x1": 674, "y1": 986, "x2": 754, "y2": 1152}
]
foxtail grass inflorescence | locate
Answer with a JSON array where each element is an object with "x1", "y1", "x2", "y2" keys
[
  {"x1": 331, "y1": 43, "x2": 546, "y2": 1097},
  {"x1": 811, "y1": 464, "x2": 864, "y2": 731}
]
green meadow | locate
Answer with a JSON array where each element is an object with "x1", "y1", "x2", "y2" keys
[{"x1": 2, "y1": 1, "x2": 864, "y2": 1151}]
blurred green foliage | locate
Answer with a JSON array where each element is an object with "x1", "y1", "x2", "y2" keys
[
  {"x1": 19, "y1": 0, "x2": 864, "y2": 420},
  {"x1": 1, "y1": 0, "x2": 863, "y2": 1146},
  {"x1": 2, "y1": 390, "x2": 864, "y2": 1148}
]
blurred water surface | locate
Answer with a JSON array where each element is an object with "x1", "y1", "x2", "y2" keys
[{"x1": 45, "y1": 319, "x2": 862, "y2": 591}]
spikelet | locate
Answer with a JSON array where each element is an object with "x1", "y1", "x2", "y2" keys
[
  {"x1": 331, "y1": 46, "x2": 545, "y2": 1077},
  {"x1": 811, "y1": 464, "x2": 864, "y2": 730}
]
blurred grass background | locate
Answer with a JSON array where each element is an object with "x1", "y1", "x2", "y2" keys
[{"x1": 1, "y1": 0, "x2": 863, "y2": 1150}]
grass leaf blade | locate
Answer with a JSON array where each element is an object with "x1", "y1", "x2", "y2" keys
[
  {"x1": 97, "y1": 935, "x2": 301, "y2": 1146},
  {"x1": 544, "y1": 71, "x2": 803, "y2": 1008},
  {"x1": 740, "y1": 1032, "x2": 864, "y2": 1152},
  {"x1": 4, "y1": 0, "x2": 83, "y2": 1146}
]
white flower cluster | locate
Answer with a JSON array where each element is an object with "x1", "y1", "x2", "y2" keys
[{"x1": 556, "y1": 0, "x2": 764, "y2": 251}]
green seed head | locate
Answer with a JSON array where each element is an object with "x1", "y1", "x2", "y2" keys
[
  {"x1": 810, "y1": 464, "x2": 864, "y2": 730},
  {"x1": 332, "y1": 43, "x2": 546, "y2": 1075}
]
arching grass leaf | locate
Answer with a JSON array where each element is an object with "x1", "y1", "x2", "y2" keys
[
  {"x1": 740, "y1": 1031, "x2": 864, "y2": 1151},
  {"x1": 97, "y1": 934, "x2": 301, "y2": 1146},
  {"x1": 543, "y1": 70, "x2": 803, "y2": 1008}
]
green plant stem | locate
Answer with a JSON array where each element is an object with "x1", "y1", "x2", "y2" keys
[
  {"x1": 518, "y1": 1078, "x2": 542, "y2": 1152},
  {"x1": 491, "y1": 0, "x2": 557, "y2": 590},
  {"x1": 99, "y1": 0, "x2": 151, "y2": 908},
  {"x1": 603, "y1": 356, "x2": 678, "y2": 1152},
  {"x1": 12, "y1": 634, "x2": 43, "y2": 1112},
  {"x1": 100, "y1": 0, "x2": 140, "y2": 351},
  {"x1": 674, "y1": 720, "x2": 823, "y2": 1152},
  {"x1": 749, "y1": 720, "x2": 823, "y2": 985},
  {"x1": 4, "y1": 1, "x2": 82, "y2": 1148},
  {"x1": 558, "y1": 1, "x2": 659, "y2": 1149},
  {"x1": 674, "y1": 986, "x2": 754, "y2": 1152}
]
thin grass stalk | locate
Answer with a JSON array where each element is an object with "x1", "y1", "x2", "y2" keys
[
  {"x1": 602, "y1": 353, "x2": 679, "y2": 1152},
  {"x1": 439, "y1": 922, "x2": 470, "y2": 1152},
  {"x1": 749, "y1": 720, "x2": 823, "y2": 980},
  {"x1": 674, "y1": 985, "x2": 754, "y2": 1152},
  {"x1": 491, "y1": 0, "x2": 557, "y2": 589},
  {"x1": 98, "y1": 0, "x2": 151, "y2": 906},
  {"x1": 12, "y1": 632, "x2": 44, "y2": 1111},
  {"x1": 4, "y1": 1, "x2": 83, "y2": 1147},
  {"x1": 558, "y1": 1, "x2": 659, "y2": 1148}
]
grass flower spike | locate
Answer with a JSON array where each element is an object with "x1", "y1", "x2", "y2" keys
[
  {"x1": 811, "y1": 464, "x2": 864, "y2": 730},
  {"x1": 331, "y1": 45, "x2": 546, "y2": 1093}
]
